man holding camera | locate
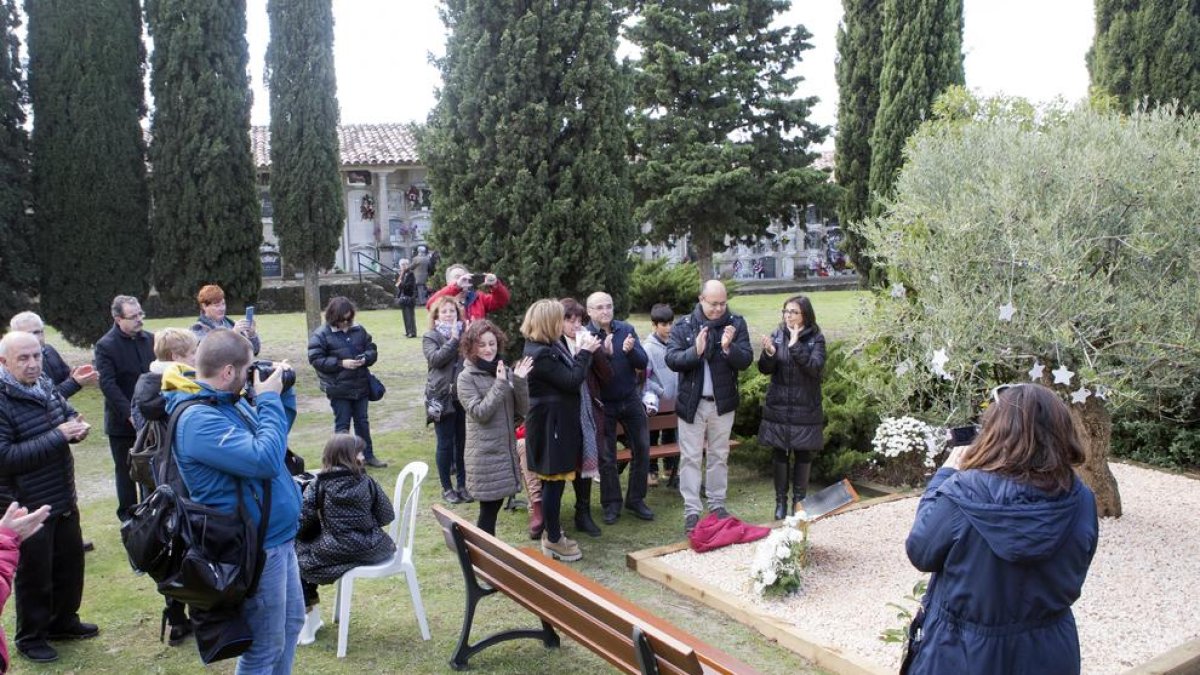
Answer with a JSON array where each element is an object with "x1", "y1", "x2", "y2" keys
[
  {"x1": 424, "y1": 264, "x2": 510, "y2": 323},
  {"x1": 164, "y1": 329, "x2": 302, "y2": 671}
]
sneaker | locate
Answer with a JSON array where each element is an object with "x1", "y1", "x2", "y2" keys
[
  {"x1": 47, "y1": 621, "x2": 99, "y2": 641},
  {"x1": 684, "y1": 513, "x2": 700, "y2": 535},
  {"x1": 297, "y1": 606, "x2": 324, "y2": 646},
  {"x1": 167, "y1": 622, "x2": 192, "y2": 647},
  {"x1": 540, "y1": 532, "x2": 583, "y2": 562},
  {"x1": 17, "y1": 641, "x2": 57, "y2": 663},
  {"x1": 647, "y1": 472, "x2": 660, "y2": 488},
  {"x1": 712, "y1": 507, "x2": 732, "y2": 520},
  {"x1": 442, "y1": 488, "x2": 463, "y2": 504},
  {"x1": 363, "y1": 456, "x2": 388, "y2": 469}
]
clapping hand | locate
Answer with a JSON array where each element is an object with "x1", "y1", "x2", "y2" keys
[
  {"x1": 760, "y1": 334, "x2": 775, "y2": 356},
  {"x1": 622, "y1": 333, "x2": 635, "y2": 353},
  {"x1": 70, "y1": 364, "x2": 99, "y2": 386},
  {"x1": 57, "y1": 417, "x2": 90, "y2": 443},
  {"x1": 721, "y1": 325, "x2": 735, "y2": 351},
  {"x1": 0, "y1": 502, "x2": 51, "y2": 542},
  {"x1": 603, "y1": 333, "x2": 614, "y2": 355},
  {"x1": 496, "y1": 360, "x2": 508, "y2": 381},
  {"x1": 576, "y1": 331, "x2": 601, "y2": 353},
  {"x1": 694, "y1": 326, "x2": 709, "y2": 355},
  {"x1": 513, "y1": 356, "x2": 534, "y2": 379}
]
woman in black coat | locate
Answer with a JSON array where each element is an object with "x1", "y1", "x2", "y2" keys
[
  {"x1": 520, "y1": 300, "x2": 600, "y2": 562},
  {"x1": 758, "y1": 295, "x2": 826, "y2": 519},
  {"x1": 394, "y1": 259, "x2": 418, "y2": 338},
  {"x1": 307, "y1": 296, "x2": 387, "y2": 468}
]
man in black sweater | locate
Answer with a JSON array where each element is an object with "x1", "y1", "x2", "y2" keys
[{"x1": 93, "y1": 296, "x2": 153, "y2": 523}]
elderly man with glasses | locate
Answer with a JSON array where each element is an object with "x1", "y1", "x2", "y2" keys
[
  {"x1": 93, "y1": 295, "x2": 154, "y2": 523},
  {"x1": 664, "y1": 280, "x2": 753, "y2": 535}
]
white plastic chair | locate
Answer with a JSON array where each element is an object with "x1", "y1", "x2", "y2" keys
[{"x1": 331, "y1": 460, "x2": 431, "y2": 657}]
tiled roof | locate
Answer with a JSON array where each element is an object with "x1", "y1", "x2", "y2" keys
[{"x1": 250, "y1": 123, "x2": 420, "y2": 171}]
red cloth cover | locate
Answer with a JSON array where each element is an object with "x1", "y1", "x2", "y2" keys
[{"x1": 687, "y1": 513, "x2": 771, "y2": 553}]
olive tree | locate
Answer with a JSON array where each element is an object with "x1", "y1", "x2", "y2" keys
[{"x1": 859, "y1": 94, "x2": 1200, "y2": 517}]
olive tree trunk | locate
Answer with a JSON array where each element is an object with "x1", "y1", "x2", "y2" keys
[{"x1": 1068, "y1": 396, "x2": 1123, "y2": 518}]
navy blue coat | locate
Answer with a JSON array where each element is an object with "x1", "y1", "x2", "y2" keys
[
  {"x1": 906, "y1": 467, "x2": 1098, "y2": 675},
  {"x1": 307, "y1": 324, "x2": 378, "y2": 400},
  {"x1": 586, "y1": 319, "x2": 647, "y2": 403}
]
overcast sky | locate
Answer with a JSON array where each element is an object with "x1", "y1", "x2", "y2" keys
[{"x1": 245, "y1": 0, "x2": 1096, "y2": 148}]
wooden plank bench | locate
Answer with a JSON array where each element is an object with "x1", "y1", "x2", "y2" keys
[
  {"x1": 432, "y1": 504, "x2": 758, "y2": 674},
  {"x1": 615, "y1": 412, "x2": 740, "y2": 464}
]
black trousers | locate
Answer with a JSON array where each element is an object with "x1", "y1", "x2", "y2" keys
[
  {"x1": 15, "y1": 509, "x2": 84, "y2": 647},
  {"x1": 109, "y1": 435, "x2": 138, "y2": 521},
  {"x1": 600, "y1": 394, "x2": 650, "y2": 510}
]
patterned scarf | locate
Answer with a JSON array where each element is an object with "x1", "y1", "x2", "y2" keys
[
  {"x1": 559, "y1": 338, "x2": 598, "y2": 478},
  {"x1": 0, "y1": 367, "x2": 54, "y2": 402},
  {"x1": 435, "y1": 320, "x2": 462, "y2": 339}
]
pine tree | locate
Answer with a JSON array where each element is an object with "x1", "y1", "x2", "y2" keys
[
  {"x1": 1091, "y1": 0, "x2": 1200, "y2": 113},
  {"x1": 424, "y1": 0, "x2": 634, "y2": 328},
  {"x1": 27, "y1": 0, "x2": 150, "y2": 345},
  {"x1": 0, "y1": 0, "x2": 33, "y2": 322},
  {"x1": 146, "y1": 0, "x2": 261, "y2": 306},
  {"x1": 266, "y1": 0, "x2": 344, "y2": 334},
  {"x1": 834, "y1": 0, "x2": 883, "y2": 282},
  {"x1": 868, "y1": 0, "x2": 963, "y2": 204},
  {"x1": 628, "y1": 0, "x2": 833, "y2": 281}
]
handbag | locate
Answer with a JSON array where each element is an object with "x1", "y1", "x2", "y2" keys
[
  {"x1": 368, "y1": 373, "x2": 387, "y2": 402},
  {"x1": 899, "y1": 574, "x2": 936, "y2": 675},
  {"x1": 190, "y1": 605, "x2": 255, "y2": 664}
]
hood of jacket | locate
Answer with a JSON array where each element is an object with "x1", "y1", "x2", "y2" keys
[{"x1": 938, "y1": 469, "x2": 1086, "y2": 563}]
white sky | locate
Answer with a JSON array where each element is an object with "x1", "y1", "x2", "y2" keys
[{"x1": 246, "y1": 0, "x2": 1096, "y2": 148}]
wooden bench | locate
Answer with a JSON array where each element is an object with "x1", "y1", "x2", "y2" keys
[
  {"x1": 615, "y1": 412, "x2": 740, "y2": 465},
  {"x1": 432, "y1": 504, "x2": 758, "y2": 674}
]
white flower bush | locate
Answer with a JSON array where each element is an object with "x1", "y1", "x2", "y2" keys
[
  {"x1": 750, "y1": 515, "x2": 809, "y2": 597},
  {"x1": 871, "y1": 416, "x2": 942, "y2": 468}
]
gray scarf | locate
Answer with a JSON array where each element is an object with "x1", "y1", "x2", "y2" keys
[{"x1": 0, "y1": 367, "x2": 55, "y2": 402}]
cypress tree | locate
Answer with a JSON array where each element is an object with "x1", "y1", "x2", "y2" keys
[
  {"x1": 266, "y1": 0, "x2": 344, "y2": 334},
  {"x1": 627, "y1": 0, "x2": 833, "y2": 281},
  {"x1": 0, "y1": 0, "x2": 33, "y2": 322},
  {"x1": 146, "y1": 0, "x2": 261, "y2": 306},
  {"x1": 424, "y1": 0, "x2": 634, "y2": 327},
  {"x1": 868, "y1": 0, "x2": 963, "y2": 204},
  {"x1": 1091, "y1": 0, "x2": 1200, "y2": 112},
  {"x1": 834, "y1": 0, "x2": 883, "y2": 282},
  {"x1": 27, "y1": 0, "x2": 150, "y2": 345}
]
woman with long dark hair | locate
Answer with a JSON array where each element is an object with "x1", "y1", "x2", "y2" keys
[
  {"x1": 758, "y1": 294, "x2": 825, "y2": 519},
  {"x1": 904, "y1": 384, "x2": 1098, "y2": 674}
]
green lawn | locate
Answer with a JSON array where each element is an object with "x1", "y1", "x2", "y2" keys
[{"x1": 11, "y1": 290, "x2": 866, "y2": 674}]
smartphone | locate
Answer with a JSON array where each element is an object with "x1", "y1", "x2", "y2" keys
[
  {"x1": 245, "y1": 305, "x2": 255, "y2": 324},
  {"x1": 469, "y1": 273, "x2": 487, "y2": 287},
  {"x1": 948, "y1": 425, "x2": 979, "y2": 447}
]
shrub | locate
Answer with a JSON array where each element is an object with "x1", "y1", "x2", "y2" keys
[{"x1": 627, "y1": 258, "x2": 701, "y2": 314}]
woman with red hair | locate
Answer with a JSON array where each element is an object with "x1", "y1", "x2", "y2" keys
[{"x1": 191, "y1": 284, "x2": 260, "y2": 355}]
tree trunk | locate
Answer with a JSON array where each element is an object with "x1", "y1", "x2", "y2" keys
[
  {"x1": 1068, "y1": 396, "x2": 1123, "y2": 518},
  {"x1": 303, "y1": 261, "x2": 322, "y2": 335},
  {"x1": 695, "y1": 237, "x2": 715, "y2": 282}
]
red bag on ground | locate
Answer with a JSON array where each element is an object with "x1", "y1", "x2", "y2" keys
[{"x1": 687, "y1": 513, "x2": 771, "y2": 553}]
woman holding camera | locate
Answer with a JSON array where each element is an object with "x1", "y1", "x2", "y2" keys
[
  {"x1": 903, "y1": 384, "x2": 1098, "y2": 674},
  {"x1": 758, "y1": 295, "x2": 826, "y2": 520},
  {"x1": 307, "y1": 297, "x2": 387, "y2": 468},
  {"x1": 424, "y1": 296, "x2": 468, "y2": 503}
]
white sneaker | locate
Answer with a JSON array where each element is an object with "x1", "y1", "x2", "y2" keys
[{"x1": 297, "y1": 605, "x2": 324, "y2": 646}]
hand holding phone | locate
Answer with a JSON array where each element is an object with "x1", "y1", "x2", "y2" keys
[{"x1": 245, "y1": 305, "x2": 255, "y2": 324}]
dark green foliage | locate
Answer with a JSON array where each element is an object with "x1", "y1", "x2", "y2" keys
[
  {"x1": 1090, "y1": 0, "x2": 1200, "y2": 113},
  {"x1": 266, "y1": 0, "x2": 344, "y2": 331},
  {"x1": 627, "y1": 258, "x2": 701, "y2": 314},
  {"x1": 0, "y1": 0, "x2": 32, "y2": 321},
  {"x1": 424, "y1": 0, "x2": 634, "y2": 338},
  {"x1": 146, "y1": 0, "x2": 261, "y2": 306},
  {"x1": 834, "y1": 0, "x2": 883, "y2": 282},
  {"x1": 732, "y1": 341, "x2": 882, "y2": 482},
  {"x1": 27, "y1": 0, "x2": 150, "y2": 345},
  {"x1": 627, "y1": 0, "x2": 835, "y2": 280},
  {"x1": 1111, "y1": 375, "x2": 1200, "y2": 469},
  {"x1": 868, "y1": 0, "x2": 963, "y2": 203}
]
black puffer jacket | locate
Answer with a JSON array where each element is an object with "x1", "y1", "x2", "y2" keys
[
  {"x1": 308, "y1": 324, "x2": 379, "y2": 400},
  {"x1": 0, "y1": 378, "x2": 79, "y2": 516},
  {"x1": 42, "y1": 344, "x2": 82, "y2": 400},
  {"x1": 664, "y1": 305, "x2": 754, "y2": 424},
  {"x1": 757, "y1": 326, "x2": 826, "y2": 452},
  {"x1": 296, "y1": 468, "x2": 395, "y2": 584}
]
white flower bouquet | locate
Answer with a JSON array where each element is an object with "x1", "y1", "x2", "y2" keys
[
  {"x1": 871, "y1": 416, "x2": 941, "y2": 468},
  {"x1": 750, "y1": 515, "x2": 810, "y2": 597}
]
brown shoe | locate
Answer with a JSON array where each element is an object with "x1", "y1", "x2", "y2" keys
[{"x1": 540, "y1": 532, "x2": 582, "y2": 562}]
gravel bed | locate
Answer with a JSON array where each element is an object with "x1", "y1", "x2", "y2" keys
[{"x1": 658, "y1": 462, "x2": 1200, "y2": 674}]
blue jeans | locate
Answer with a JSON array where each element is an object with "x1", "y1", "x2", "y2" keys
[
  {"x1": 434, "y1": 401, "x2": 466, "y2": 491},
  {"x1": 601, "y1": 394, "x2": 650, "y2": 510},
  {"x1": 330, "y1": 397, "x2": 375, "y2": 459},
  {"x1": 236, "y1": 543, "x2": 304, "y2": 675}
]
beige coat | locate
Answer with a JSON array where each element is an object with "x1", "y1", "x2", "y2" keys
[{"x1": 457, "y1": 361, "x2": 530, "y2": 502}]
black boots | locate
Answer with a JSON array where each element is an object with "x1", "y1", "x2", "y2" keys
[
  {"x1": 573, "y1": 478, "x2": 602, "y2": 537},
  {"x1": 772, "y1": 455, "x2": 790, "y2": 520},
  {"x1": 793, "y1": 460, "x2": 811, "y2": 515}
]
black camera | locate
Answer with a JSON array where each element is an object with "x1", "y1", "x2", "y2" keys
[
  {"x1": 948, "y1": 425, "x2": 979, "y2": 447},
  {"x1": 469, "y1": 273, "x2": 487, "y2": 287},
  {"x1": 248, "y1": 360, "x2": 296, "y2": 392}
]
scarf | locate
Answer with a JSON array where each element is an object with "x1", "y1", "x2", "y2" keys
[
  {"x1": 436, "y1": 320, "x2": 463, "y2": 339},
  {"x1": 558, "y1": 338, "x2": 598, "y2": 478},
  {"x1": 697, "y1": 307, "x2": 733, "y2": 361},
  {"x1": 0, "y1": 367, "x2": 54, "y2": 402},
  {"x1": 473, "y1": 357, "x2": 499, "y2": 376}
]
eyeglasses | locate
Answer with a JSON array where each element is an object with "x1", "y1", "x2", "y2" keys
[
  {"x1": 701, "y1": 299, "x2": 728, "y2": 309},
  {"x1": 120, "y1": 311, "x2": 145, "y2": 321},
  {"x1": 588, "y1": 304, "x2": 613, "y2": 311},
  {"x1": 782, "y1": 309, "x2": 802, "y2": 316},
  {"x1": 28, "y1": 329, "x2": 45, "y2": 335}
]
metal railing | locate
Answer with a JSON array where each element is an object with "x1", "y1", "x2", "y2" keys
[{"x1": 353, "y1": 250, "x2": 399, "y2": 287}]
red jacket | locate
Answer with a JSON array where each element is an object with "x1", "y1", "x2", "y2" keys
[
  {"x1": 0, "y1": 528, "x2": 19, "y2": 673},
  {"x1": 425, "y1": 279, "x2": 510, "y2": 322}
]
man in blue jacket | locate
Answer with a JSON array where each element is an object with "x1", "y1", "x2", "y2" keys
[
  {"x1": 586, "y1": 292, "x2": 654, "y2": 525},
  {"x1": 164, "y1": 329, "x2": 302, "y2": 672}
]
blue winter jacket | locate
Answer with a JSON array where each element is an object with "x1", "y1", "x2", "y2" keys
[
  {"x1": 905, "y1": 467, "x2": 1098, "y2": 675},
  {"x1": 164, "y1": 379, "x2": 301, "y2": 549},
  {"x1": 587, "y1": 319, "x2": 648, "y2": 404}
]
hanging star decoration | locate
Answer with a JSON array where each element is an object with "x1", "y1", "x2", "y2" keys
[
  {"x1": 1071, "y1": 386, "x2": 1091, "y2": 405},
  {"x1": 890, "y1": 283, "x2": 907, "y2": 299},
  {"x1": 998, "y1": 302, "x2": 1016, "y2": 322},
  {"x1": 1051, "y1": 364, "x2": 1075, "y2": 386},
  {"x1": 931, "y1": 348, "x2": 952, "y2": 380},
  {"x1": 1093, "y1": 385, "x2": 1109, "y2": 401},
  {"x1": 1028, "y1": 361, "x2": 1045, "y2": 382}
]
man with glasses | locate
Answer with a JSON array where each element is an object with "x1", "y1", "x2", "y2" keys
[
  {"x1": 94, "y1": 295, "x2": 154, "y2": 522},
  {"x1": 8, "y1": 312, "x2": 99, "y2": 400},
  {"x1": 665, "y1": 280, "x2": 753, "y2": 535}
]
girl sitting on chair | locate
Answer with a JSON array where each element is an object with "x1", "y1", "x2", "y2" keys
[{"x1": 295, "y1": 434, "x2": 395, "y2": 646}]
